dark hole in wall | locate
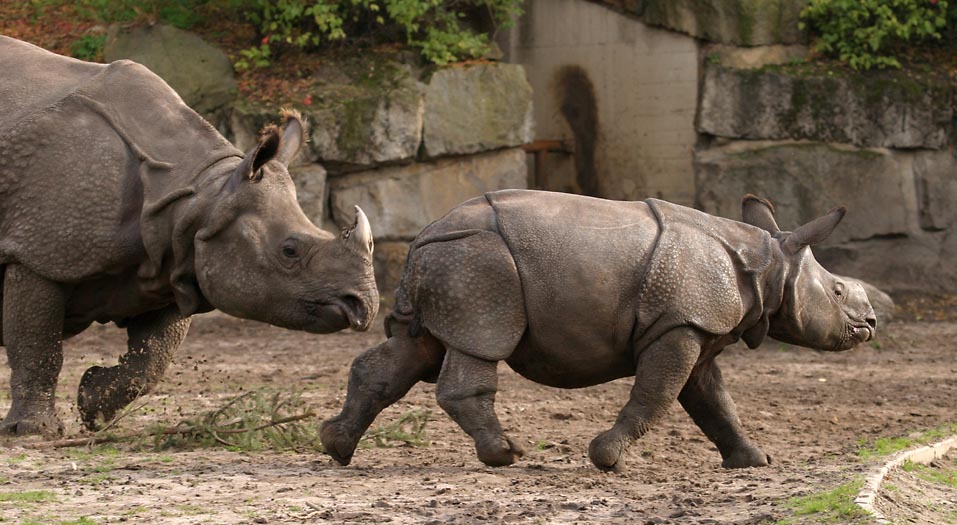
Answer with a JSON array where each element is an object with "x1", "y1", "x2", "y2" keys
[{"x1": 556, "y1": 65, "x2": 600, "y2": 196}]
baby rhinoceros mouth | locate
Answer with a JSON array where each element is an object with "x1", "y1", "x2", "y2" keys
[{"x1": 838, "y1": 315, "x2": 877, "y2": 350}]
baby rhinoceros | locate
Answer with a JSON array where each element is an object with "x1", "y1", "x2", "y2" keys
[
  {"x1": 321, "y1": 190, "x2": 876, "y2": 472},
  {"x1": 0, "y1": 36, "x2": 378, "y2": 436}
]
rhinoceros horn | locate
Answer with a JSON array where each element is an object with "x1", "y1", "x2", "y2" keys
[{"x1": 342, "y1": 205, "x2": 373, "y2": 257}]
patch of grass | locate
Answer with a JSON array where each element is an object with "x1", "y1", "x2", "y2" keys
[
  {"x1": 856, "y1": 423, "x2": 957, "y2": 459},
  {"x1": 78, "y1": 473, "x2": 115, "y2": 485},
  {"x1": 358, "y1": 409, "x2": 431, "y2": 449},
  {"x1": 779, "y1": 479, "x2": 867, "y2": 524},
  {"x1": 58, "y1": 518, "x2": 98, "y2": 525},
  {"x1": 5, "y1": 454, "x2": 27, "y2": 464},
  {"x1": 901, "y1": 460, "x2": 957, "y2": 487},
  {"x1": 64, "y1": 445, "x2": 120, "y2": 461},
  {"x1": 0, "y1": 490, "x2": 56, "y2": 503},
  {"x1": 122, "y1": 506, "x2": 148, "y2": 516},
  {"x1": 175, "y1": 504, "x2": 206, "y2": 516}
]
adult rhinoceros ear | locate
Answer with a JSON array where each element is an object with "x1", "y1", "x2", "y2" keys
[
  {"x1": 276, "y1": 108, "x2": 307, "y2": 166},
  {"x1": 782, "y1": 207, "x2": 846, "y2": 255},
  {"x1": 236, "y1": 124, "x2": 282, "y2": 183},
  {"x1": 741, "y1": 194, "x2": 780, "y2": 234}
]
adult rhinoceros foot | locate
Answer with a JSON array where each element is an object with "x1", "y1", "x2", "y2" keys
[
  {"x1": 588, "y1": 430, "x2": 628, "y2": 473},
  {"x1": 476, "y1": 436, "x2": 524, "y2": 467},
  {"x1": 0, "y1": 408, "x2": 63, "y2": 436},
  {"x1": 319, "y1": 417, "x2": 360, "y2": 466},
  {"x1": 721, "y1": 445, "x2": 771, "y2": 469},
  {"x1": 77, "y1": 365, "x2": 128, "y2": 430}
]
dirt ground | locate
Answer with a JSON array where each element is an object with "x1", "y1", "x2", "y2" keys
[{"x1": 0, "y1": 311, "x2": 955, "y2": 524}]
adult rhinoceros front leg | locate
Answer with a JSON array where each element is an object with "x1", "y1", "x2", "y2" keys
[
  {"x1": 1, "y1": 264, "x2": 67, "y2": 435},
  {"x1": 77, "y1": 305, "x2": 190, "y2": 430},
  {"x1": 678, "y1": 359, "x2": 770, "y2": 468},
  {"x1": 588, "y1": 327, "x2": 702, "y2": 472}
]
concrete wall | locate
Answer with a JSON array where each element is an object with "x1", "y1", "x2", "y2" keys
[{"x1": 502, "y1": 0, "x2": 700, "y2": 205}]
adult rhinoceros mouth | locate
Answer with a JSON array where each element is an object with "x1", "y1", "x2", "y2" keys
[
  {"x1": 301, "y1": 297, "x2": 367, "y2": 331},
  {"x1": 837, "y1": 320, "x2": 874, "y2": 349}
]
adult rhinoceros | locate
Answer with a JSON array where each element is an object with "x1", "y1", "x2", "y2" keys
[
  {"x1": 320, "y1": 190, "x2": 876, "y2": 472},
  {"x1": 0, "y1": 36, "x2": 378, "y2": 435}
]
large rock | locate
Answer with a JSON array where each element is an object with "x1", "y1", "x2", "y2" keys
[
  {"x1": 329, "y1": 148, "x2": 528, "y2": 240},
  {"x1": 695, "y1": 140, "x2": 916, "y2": 245},
  {"x1": 290, "y1": 164, "x2": 328, "y2": 228},
  {"x1": 423, "y1": 64, "x2": 534, "y2": 158},
  {"x1": 914, "y1": 147, "x2": 957, "y2": 232},
  {"x1": 374, "y1": 241, "x2": 411, "y2": 306},
  {"x1": 598, "y1": 0, "x2": 808, "y2": 45},
  {"x1": 104, "y1": 24, "x2": 236, "y2": 114},
  {"x1": 310, "y1": 72, "x2": 424, "y2": 171},
  {"x1": 697, "y1": 64, "x2": 953, "y2": 149}
]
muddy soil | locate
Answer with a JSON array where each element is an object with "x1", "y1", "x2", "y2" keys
[
  {"x1": 0, "y1": 314, "x2": 955, "y2": 524},
  {"x1": 874, "y1": 450, "x2": 957, "y2": 524}
]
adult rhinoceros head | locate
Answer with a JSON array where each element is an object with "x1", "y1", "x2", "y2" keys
[
  {"x1": 741, "y1": 195, "x2": 875, "y2": 351},
  {"x1": 195, "y1": 111, "x2": 379, "y2": 333}
]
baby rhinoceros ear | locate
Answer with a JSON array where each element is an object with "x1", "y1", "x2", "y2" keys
[
  {"x1": 741, "y1": 194, "x2": 780, "y2": 234},
  {"x1": 781, "y1": 207, "x2": 846, "y2": 255},
  {"x1": 276, "y1": 108, "x2": 308, "y2": 166}
]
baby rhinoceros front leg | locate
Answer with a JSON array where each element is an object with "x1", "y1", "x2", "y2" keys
[
  {"x1": 77, "y1": 306, "x2": 190, "y2": 430},
  {"x1": 588, "y1": 327, "x2": 702, "y2": 472}
]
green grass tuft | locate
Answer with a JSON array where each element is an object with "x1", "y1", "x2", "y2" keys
[
  {"x1": 0, "y1": 490, "x2": 56, "y2": 503},
  {"x1": 779, "y1": 479, "x2": 867, "y2": 524},
  {"x1": 856, "y1": 422, "x2": 957, "y2": 459},
  {"x1": 901, "y1": 459, "x2": 957, "y2": 487}
]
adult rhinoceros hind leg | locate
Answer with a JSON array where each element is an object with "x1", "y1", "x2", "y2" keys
[
  {"x1": 321, "y1": 327, "x2": 446, "y2": 466},
  {"x1": 436, "y1": 349, "x2": 524, "y2": 467},
  {"x1": 588, "y1": 327, "x2": 702, "y2": 472},
  {"x1": 678, "y1": 359, "x2": 770, "y2": 468},
  {"x1": 77, "y1": 306, "x2": 190, "y2": 430},
  {"x1": 1, "y1": 264, "x2": 66, "y2": 436}
]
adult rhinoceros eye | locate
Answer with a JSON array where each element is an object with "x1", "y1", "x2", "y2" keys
[{"x1": 834, "y1": 283, "x2": 845, "y2": 298}]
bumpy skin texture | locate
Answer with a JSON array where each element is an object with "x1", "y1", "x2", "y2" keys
[
  {"x1": 322, "y1": 190, "x2": 877, "y2": 471},
  {"x1": 0, "y1": 37, "x2": 378, "y2": 435}
]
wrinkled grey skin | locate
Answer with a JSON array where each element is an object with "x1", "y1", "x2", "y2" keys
[
  {"x1": 321, "y1": 190, "x2": 875, "y2": 472},
  {"x1": 0, "y1": 36, "x2": 378, "y2": 435}
]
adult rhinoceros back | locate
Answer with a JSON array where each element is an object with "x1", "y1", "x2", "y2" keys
[{"x1": 0, "y1": 35, "x2": 240, "y2": 285}]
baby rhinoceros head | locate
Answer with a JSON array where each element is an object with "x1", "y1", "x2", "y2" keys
[
  {"x1": 195, "y1": 110, "x2": 379, "y2": 334},
  {"x1": 741, "y1": 195, "x2": 876, "y2": 351}
]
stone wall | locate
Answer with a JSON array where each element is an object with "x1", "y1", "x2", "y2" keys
[
  {"x1": 506, "y1": 0, "x2": 957, "y2": 293},
  {"x1": 502, "y1": 0, "x2": 700, "y2": 205},
  {"x1": 104, "y1": 26, "x2": 534, "y2": 301}
]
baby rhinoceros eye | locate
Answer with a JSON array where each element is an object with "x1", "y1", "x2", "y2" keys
[
  {"x1": 834, "y1": 282, "x2": 845, "y2": 299},
  {"x1": 281, "y1": 242, "x2": 300, "y2": 259}
]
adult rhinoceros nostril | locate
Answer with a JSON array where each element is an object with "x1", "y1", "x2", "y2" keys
[{"x1": 866, "y1": 316, "x2": 876, "y2": 329}]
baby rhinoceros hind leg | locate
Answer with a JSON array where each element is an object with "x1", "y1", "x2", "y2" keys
[{"x1": 409, "y1": 230, "x2": 527, "y2": 467}]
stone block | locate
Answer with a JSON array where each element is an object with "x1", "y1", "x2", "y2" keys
[
  {"x1": 423, "y1": 63, "x2": 534, "y2": 157},
  {"x1": 290, "y1": 164, "x2": 327, "y2": 228},
  {"x1": 329, "y1": 148, "x2": 528, "y2": 240},
  {"x1": 697, "y1": 64, "x2": 952, "y2": 149},
  {"x1": 104, "y1": 24, "x2": 236, "y2": 114},
  {"x1": 695, "y1": 140, "x2": 916, "y2": 245},
  {"x1": 631, "y1": 0, "x2": 809, "y2": 46},
  {"x1": 374, "y1": 241, "x2": 410, "y2": 305},
  {"x1": 914, "y1": 147, "x2": 957, "y2": 232}
]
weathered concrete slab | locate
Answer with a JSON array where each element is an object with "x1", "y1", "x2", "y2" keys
[
  {"x1": 695, "y1": 140, "x2": 916, "y2": 245},
  {"x1": 423, "y1": 63, "x2": 533, "y2": 158},
  {"x1": 290, "y1": 164, "x2": 328, "y2": 228},
  {"x1": 329, "y1": 148, "x2": 527, "y2": 240},
  {"x1": 914, "y1": 147, "x2": 957, "y2": 232},
  {"x1": 697, "y1": 65, "x2": 952, "y2": 149}
]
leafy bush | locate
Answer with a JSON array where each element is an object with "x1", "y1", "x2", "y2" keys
[
  {"x1": 800, "y1": 0, "x2": 954, "y2": 70},
  {"x1": 69, "y1": 33, "x2": 106, "y2": 61},
  {"x1": 231, "y1": 0, "x2": 523, "y2": 70},
  {"x1": 74, "y1": 0, "x2": 207, "y2": 29}
]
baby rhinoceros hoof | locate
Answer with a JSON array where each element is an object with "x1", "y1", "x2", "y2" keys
[
  {"x1": 721, "y1": 445, "x2": 772, "y2": 469},
  {"x1": 476, "y1": 436, "x2": 524, "y2": 467},
  {"x1": 319, "y1": 417, "x2": 361, "y2": 466},
  {"x1": 588, "y1": 430, "x2": 629, "y2": 473}
]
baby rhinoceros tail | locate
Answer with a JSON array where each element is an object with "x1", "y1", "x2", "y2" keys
[{"x1": 399, "y1": 230, "x2": 526, "y2": 361}]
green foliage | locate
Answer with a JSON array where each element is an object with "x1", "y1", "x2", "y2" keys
[
  {"x1": 232, "y1": 0, "x2": 523, "y2": 70},
  {"x1": 901, "y1": 459, "x2": 957, "y2": 487},
  {"x1": 69, "y1": 34, "x2": 105, "y2": 61},
  {"x1": 800, "y1": 0, "x2": 955, "y2": 70},
  {"x1": 74, "y1": 0, "x2": 207, "y2": 29},
  {"x1": 779, "y1": 479, "x2": 867, "y2": 523},
  {"x1": 856, "y1": 422, "x2": 957, "y2": 459},
  {"x1": 0, "y1": 490, "x2": 56, "y2": 503}
]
